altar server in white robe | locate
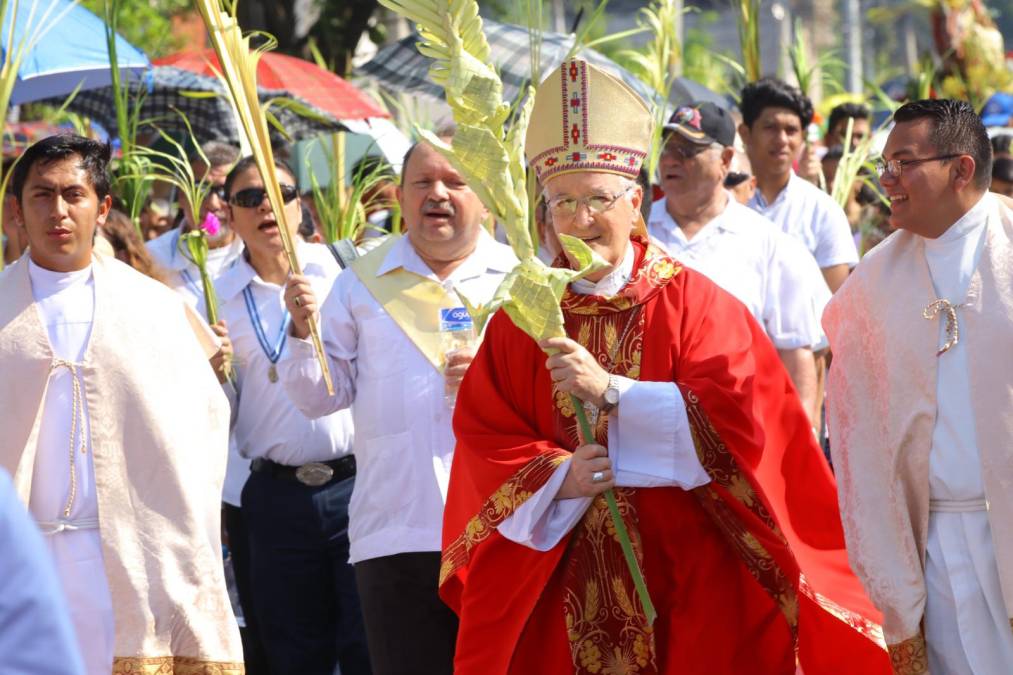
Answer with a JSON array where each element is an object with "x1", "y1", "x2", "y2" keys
[
  {"x1": 825, "y1": 99, "x2": 1013, "y2": 674},
  {"x1": 0, "y1": 135, "x2": 242, "y2": 673}
]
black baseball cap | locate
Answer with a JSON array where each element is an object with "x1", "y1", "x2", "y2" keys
[{"x1": 663, "y1": 102, "x2": 736, "y2": 147}]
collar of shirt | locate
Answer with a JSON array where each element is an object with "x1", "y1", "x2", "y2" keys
[
  {"x1": 215, "y1": 240, "x2": 337, "y2": 304},
  {"x1": 27, "y1": 258, "x2": 93, "y2": 302},
  {"x1": 648, "y1": 193, "x2": 743, "y2": 248},
  {"x1": 749, "y1": 171, "x2": 798, "y2": 211},
  {"x1": 927, "y1": 192, "x2": 992, "y2": 249},
  {"x1": 570, "y1": 241, "x2": 635, "y2": 296},
  {"x1": 375, "y1": 230, "x2": 517, "y2": 286}
]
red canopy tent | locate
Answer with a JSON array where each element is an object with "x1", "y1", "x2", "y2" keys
[{"x1": 154, "y1": 50, "x2": 388, "y2": 122}]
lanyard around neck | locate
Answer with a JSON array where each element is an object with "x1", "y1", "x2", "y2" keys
[{"x1": 242, "y1": 285, "x2": 290, "y2": 364}]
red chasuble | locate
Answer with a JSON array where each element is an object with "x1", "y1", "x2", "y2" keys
[{"x1": 441, "y1": 239, "x2": 891, "y2": 674}]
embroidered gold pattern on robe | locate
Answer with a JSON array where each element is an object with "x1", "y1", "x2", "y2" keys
[
  {"x1": 556, "y1": 296, "x2": 654, "y2": 674},
  {"x1": 112, "y1": 656, "x2": 245, "y2": 674},
  {"x1": 798, "y1": 574, "x2": 887, "y2": 648},
  {"x1": 684, "y1": 390, "x2": 800, "y2": 644},
  {"x1": 439, "y1": 452, "x2": 568, "y2": 586},
  {"x1": 887, "y1": 633, "x2": 929, "y2": 674}
]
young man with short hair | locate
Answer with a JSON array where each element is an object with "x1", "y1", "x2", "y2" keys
[
  {"x1": 740, "y1": 78, "x2": 859, "y2": 293},
  {"x1": 0, "y1": 134, "x2": 241, "y2": 672}
]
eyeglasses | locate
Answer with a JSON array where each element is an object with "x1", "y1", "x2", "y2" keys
[
  {"x1": 875, "y1": 154, "x2": 963, "y2": 179},
  {"x1": 545, "y1": 185, "x2": 633, "y2": 220},
  {"x1": 229, "y1": 184, "x2": 299, "y2": 208},
  {"x1": 207, "y1": 184, "x2": 227, "y2": 201},
  {"x1": 660, "y1": 141, "x2": 721, "y2": 161},
  {"x1": 724, "y1": 171, "x2": 751, "y2": 188}
]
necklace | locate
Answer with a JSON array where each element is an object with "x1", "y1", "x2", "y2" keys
[{"x1": 243, "y1": 285, "x2": 291, "y2": 383}]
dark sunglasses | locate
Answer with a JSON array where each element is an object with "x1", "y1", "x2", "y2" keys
[
  {"x1": 207, "y1": 184, "x2": 227, "y2": 201},
  {"x1": 229, "y1": 184, "x2": 299, "y2": 208},
  {"x1": 723, "y1": 171, "x2": 751, "y2": 188}
]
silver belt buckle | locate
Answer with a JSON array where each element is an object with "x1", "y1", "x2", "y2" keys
[{"x1": 295, "y1": 462, "x2": 334, "y2": 487}]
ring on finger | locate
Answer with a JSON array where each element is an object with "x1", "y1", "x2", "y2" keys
[{"x1": 591, "y1": 470, "x2": 605, "y2": 483}]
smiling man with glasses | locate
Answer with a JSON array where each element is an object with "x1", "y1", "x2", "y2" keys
[{"x1": 825, "y1": 98, "x2": 1013, "y2": 672}]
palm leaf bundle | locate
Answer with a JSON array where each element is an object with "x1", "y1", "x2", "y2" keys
[
  {"x1": 194, "y1": 0, "x2": 334, "y2": 395},
  {"x1": 378, "y1": 0, "x2": 656, "y2": 625}
]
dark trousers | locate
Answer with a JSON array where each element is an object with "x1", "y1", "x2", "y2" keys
[
  {"x1": 354, "y1": 552, "x2": 459, "y2": 675},
  {"x1": 223, "y1": 503, "x2": 270, "y2": 675},
  {"x1": 243, "y1": 471, "x2": 371, "y2": 675}
]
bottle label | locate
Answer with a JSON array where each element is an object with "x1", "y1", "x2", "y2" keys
[{"x1": 440, "y1": 307, "x2": 473, "y2": 332}]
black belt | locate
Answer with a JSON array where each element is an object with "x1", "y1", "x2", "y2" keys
[{"x1": 250, "y1": 455, "x2": 356, "y2": 487}]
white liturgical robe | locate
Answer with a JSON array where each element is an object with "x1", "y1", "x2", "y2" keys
[
  {"x1": 920, "y1": 195, "x2": 1013, "y2": 674},
  {"x1": 26, "y1": 259, "x2": 115, "y2": 674}
]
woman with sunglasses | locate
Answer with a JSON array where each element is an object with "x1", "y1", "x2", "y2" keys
[{"x1": 210, "y1": 156, "x2": 371, "y2": 675}]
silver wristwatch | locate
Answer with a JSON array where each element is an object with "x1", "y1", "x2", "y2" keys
[{"x1": 600, "y1": 375, "x2": 621, "y2": 414}]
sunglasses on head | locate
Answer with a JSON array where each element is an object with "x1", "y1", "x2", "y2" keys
[{"x1": 229, "y1": 184, "x2": 299, "y2": 208}]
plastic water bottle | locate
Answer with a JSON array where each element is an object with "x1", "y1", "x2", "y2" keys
[{"x1": 440, "y1": 307, "x2": 476, "y2": 408}]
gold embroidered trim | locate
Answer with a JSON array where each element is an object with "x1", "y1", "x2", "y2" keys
[
  {"x1": 563, "y1": 489, "x2": 656, "y2": 675},
  {"x1": 112, "y1": 656, "x2": 244, "y2": 674},
  {"x1": 887, "y1": 633, "x2": 929, "y2": 675},
  {"x1": 439, "y1": 452, "x2": 568, "y2": 586},
  {"x1": 798, "y1": 573, "x2": 886, "y2": 648},
  {"x1": 684, "y1": 390, "x2": 799, "y2": 643}
]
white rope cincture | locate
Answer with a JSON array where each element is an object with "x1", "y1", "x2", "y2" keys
[{"x1": 50, "y1": 359, "x2": 87, "y2": 518}]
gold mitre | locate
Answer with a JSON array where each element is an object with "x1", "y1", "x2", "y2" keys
[{"x1": 525, "y1": 58, "x2": 653, "y2": 183}]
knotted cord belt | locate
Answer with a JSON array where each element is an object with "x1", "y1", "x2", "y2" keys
[{"x1": 50, "y1": 358, "x2": 88, "y2": 518}]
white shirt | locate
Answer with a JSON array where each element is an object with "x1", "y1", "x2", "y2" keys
[
  {"x1": 146, "y1": 227, "x2": 245, "y2": 307},
  {"x1": 26, "y1": 258, "x2": 115, "y2": 675},
  {"x1": 27, "y1": 260, "x2": 96, "y2": 524},
  {"x1": 919, "y1": 194, "x2": 1013, "y2": 675},
  {"x1": 748, "y1": 172, "x2": 860, "y2": 270},
  {"x1": 497, "y1": 242, "x2": 712, "y2": 551},
  {"x1": 648, "y1": 195, "x2": 825, "y2": 350},
  {"x1": 279, "y1": 231, "x2": 519, "y2": 563},
  {"x1": 217, "y1": 243, "x2": 354, "y2": 468}
]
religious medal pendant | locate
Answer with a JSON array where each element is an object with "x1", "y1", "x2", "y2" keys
[{"x1": 268, "y1": 364, "x2": 279, "y2": 383}]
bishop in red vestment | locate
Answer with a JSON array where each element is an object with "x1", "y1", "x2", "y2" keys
[{"x1": 440, "y1": 59, "x2": 891, "y2": 675}]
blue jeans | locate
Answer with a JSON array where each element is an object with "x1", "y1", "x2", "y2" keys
[{"x1": 242, "y1": 471, "x2": 370, "y2": 675}]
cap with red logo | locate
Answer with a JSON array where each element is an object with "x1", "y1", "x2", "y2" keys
[{"x1": 663, "y1": 102, "x2": 736, "y2": 147}]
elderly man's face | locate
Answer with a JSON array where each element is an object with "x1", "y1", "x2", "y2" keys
[
  {"x1": 397, "y1": 142, "x2": 487, "y2": 264},
  {"x1": 544, "y1": 171, "x2": 641, "y2": 282},
  {"x1": 658, "y1": 134, "x2": 731, "y2": 211}
]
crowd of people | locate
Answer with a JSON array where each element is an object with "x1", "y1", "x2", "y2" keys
[{"x1": 1, "y1": 57, "x2": 1012, "y2": 675}]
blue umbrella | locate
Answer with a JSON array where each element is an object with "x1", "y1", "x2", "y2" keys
[{"x1": 2, "y1": 0, "x2": 149, "y2": 105}]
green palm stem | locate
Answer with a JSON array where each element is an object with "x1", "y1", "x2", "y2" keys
[{"x1": 570, "y1": 393, "x2": 657, "y2": 626}]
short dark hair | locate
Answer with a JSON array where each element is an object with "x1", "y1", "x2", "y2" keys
[
  {"x1": 12, "y1": 134, "x2": 111, "y2": 202},
  {"x1": 739, "y1": 78, "x2": 814, "y2": 129},
  {"x1": 223, "y1": 155, "x2": 297, "y2": 200},
  {"x1": 990, "y1": 133, "x2": 1013, "y2": 157},
  {"x1": 192, "y1": 141, "x2": 239, "y2": 169},
  {"x1": 827, "y1": 102, "x2": 870, "y2": 137},
  {"x1": 993, "y1": 157, "x2": 1013, "y2": 183},
  {"x1": 893, "y1": 99, "x2": 993, "y2": 191}
]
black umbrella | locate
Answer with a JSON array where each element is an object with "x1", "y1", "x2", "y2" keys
[{"x1": 41, "y1": 66, "x2": 346, "y2": 145}]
